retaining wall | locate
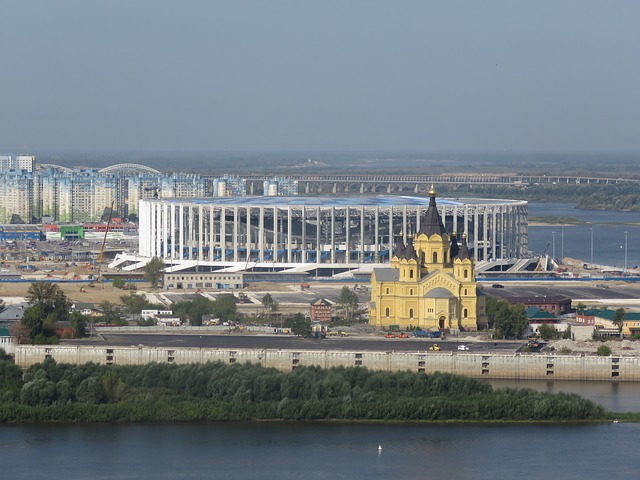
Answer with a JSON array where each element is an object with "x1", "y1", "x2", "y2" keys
[{"x1": 14, "y1": 345, "x2": 640, "y2": 381}]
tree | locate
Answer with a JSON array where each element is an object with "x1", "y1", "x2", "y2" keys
[
  {"x1": 211, "y1": 295, "x2": 237, "y2": 321},
  {"x1": 21, "y1": 283, "x2": 71, "y2": 342},
  {"x1": 112, "y1": 277, "x2": 126, "y2": 289},
  {"x1": 596, "y1": 344, "x2": 612, "y2": 356},
  {"x1": 261, "y1": 293, "x2": 278, "y2": 314},
  {"x1": 69, "y1": 311, "x2": 88, "y2": 338},
  {"x1": 613, "y1": 308, "x2": 626, "y2": 334},
  {"x1": 173, "y1": 296, "x2": 215, "y2": 326},
  {"x1": 99, "y1": 301, "x2": 126, "y2": 326},
  {"x1": 127, "y1": 213, "x2": 138, "y2": 223},
  {"x1": 575, "y1": 302, "x2": 586, "y2": 315},
  {"x1": 538, "y1": 323, "x2": 560, "y2": 341},
  {"x1": 144, "y1": 256, "x2": 165, "y2": 288},
  {"x1": 338, "y1": 286, "x2": 359, "y2": 322},
  {"x1": 285, "y1": 313, "x2": 312, "y2": 337},
  {"x1": 488, "y1": 298, "x2": 528, "y2": 340}
]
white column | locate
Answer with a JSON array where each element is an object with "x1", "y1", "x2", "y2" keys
[
  {"x1": 209, "y1": 205, "x2": 215, "y2": 261},
  {"x1": 360, "y1": 206, "x2": 365, "y2": 264},
  {"x1": 273, "y1": 207, "x2": 278, "y2": 263},
  {"x1": 179, "y1": 204, "x2": 184, "y2": 261},
  {"x1": 473, "y1": 208, "x2": 479, "y2": 262},
  {"x1": 287, "y1": 206, "x2": 292, "y2": 263},
  {"x1": 170, "y1": 203, "x2": 176, "y2": 259},
  {"x1": 330, "y1": 207, "x2": 335, "y2": 264},
  {"x1": 302, "y1": 206, "x2": 307, "y2": 264},
  {"x1": 221, "y1": 206, "x2": 226, "y2": 262},
  {"x1": 188, "y1": 206, "x2": 194, "y2": 260},
  {"x1": 259, "y1": 206, "x2": 265, "y2": 262},
  {"x1": 483, "y1": 207, "x2": 488, "y2": 261},
  {"x1": 316, "y1": 207, "x2": 321, "y2": 263},
  {"x1": 345, "y1": 207, "x2": 350, "y2": 263},
  {"x1": 233, "y1": 206, "x2": 238, "y2": 262},
  {"x1": 198, "y1": 205, "x2": 203, "y2": 261},
  {"x1": 374, "y1": 206, "x2": 379, "y2": 263}
]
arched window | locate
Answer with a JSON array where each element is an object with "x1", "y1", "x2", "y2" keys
[
  {"x1": 464, "y1": 268, "x2": 469, "y2": 279},
  {"x1": 409, "y1": 269, "x2": 414, "y2": 279},
  {"x1": 464, "y1": 288, "x2": 468, "y2": 296},
  {"x1": 433, "y1": 252, "x2": 438, "y2": 263},
  {"x1": 410, "y1": 289, "x2": 414, "y2": 296},
  {"x1": 385, "y1": 307, "x2": 390, "y2": 317},
  {"x1": 463, "y1": 308, "x2": 468, "y2": 318},
  {"x1": 409, "y1": 308, "x2": 414, "y2": 319},
  {"x1": 386, "y1": 288, "x2": 390, "y2": 294}
]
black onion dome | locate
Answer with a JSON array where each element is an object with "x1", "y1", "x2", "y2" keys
[
  {"x1": 456, "y1": 233, "x2": 471, "y2": 260},
  {"x1": 393, "y1": 232, "x2": 405, "y2": 259},
  {"x1": 418, "y1": 185, "x2": 446, "y2": 237},
  {"x1": 450, "y1": 232, "x2": 459, "y2": 259}
]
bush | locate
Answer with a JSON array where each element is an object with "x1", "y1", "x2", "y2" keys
[
  {"x1": 596, "y1": 345, "x2": 612, "y2": 356},
  {"x1": 112, "y1": 278, "x2": 125, "y2": 289},
  {"x1": 558, "y1": 346, "x2": 573, "y2": 354}
]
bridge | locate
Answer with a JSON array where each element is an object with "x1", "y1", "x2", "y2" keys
[{"x1": 242, "y1": 173, "x2": 639, "y2": 195}]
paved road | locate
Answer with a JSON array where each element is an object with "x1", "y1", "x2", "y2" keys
[{"x1": 69, "y1": 333, "x2": 522, "y2": 353}]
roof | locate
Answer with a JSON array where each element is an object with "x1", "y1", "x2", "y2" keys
[
  {"x1": 142, "y1": 195, "x2": 526, "y2": 209},
  {"x1": 424, "y1": 287, "x2": 455, "y2": 299},
  {"x1": 526, "y1": 306, "x2": 557, "y2": 319},
  {"x1": 417, "y1": 189, "x2": 446, "y2": 237},
  {"x1": 456, "y1": 234, "x2": 471, "y2": 261},
  {"x1": 373, "y1": 268, "x2": 400, "y2": 282},
  {"x1": 583, "y1": 309, "x2": 640, "y2": 321},
  {"x1": 393, "y1": 233, "x2": 405, "y2": 259},
  {"x1": 310, "y1": 298, "x2": 332, "y2": 307},
  {"x1": 402, "y1": 238, "x2": 418, "y2": 261}
]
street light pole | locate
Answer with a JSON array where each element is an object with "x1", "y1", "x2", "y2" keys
[
  {"x1": 590, "y1": 228, "x2": 594, "y2": 266},
  {"x1": 552, "y1": 231, "x2": 556, "y2": 259},
  {"x1": 624, "y1": 231, "x2": 628, "y2": 273},
  {"x1": 561, "y1": 226, "x2": 564, "y2": 261}
]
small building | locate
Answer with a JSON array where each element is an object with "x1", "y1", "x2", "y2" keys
[
  {"x1": 310, "y1": 298, "x2": 332, "y2": 322},
  {"x1": 577, "y1": 308, "x2": 640, "y2": 337},
  {"x1": 525, "y1": 306, "x2": 565, "y2": 335},
  {"x1": 70, "y1": 302, "x2": 96, "y2": 316},
  {"x1": 0, "y1": 327, "x2": 16, "y2": 355},
  {"x1": 141, "y1": 309, "x2": 173, "y2": 320},
  {"x1": 0, "y1": 304, "x2": 27, "y2": 322},
  {"x1": 503, "y1": 295, "x2": 571, "y2": 315},
  {"x1": 164, "y1": 272, "x2": 245, "y2": 290}
]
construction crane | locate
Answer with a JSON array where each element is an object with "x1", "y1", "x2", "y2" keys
[
  {"x1": 144, "y1": 186, "x2": 160, "y2": 198},
  {"x1": 98, "y1": 201, "x2": 115, "y2": 264}
]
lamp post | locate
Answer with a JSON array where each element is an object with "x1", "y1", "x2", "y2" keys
[
  {"x1": 590, "y1": 228, "x2": 594, "y2": 266},
  {"x1": 552, "y1": 231, "x2": 556, "y2": 259},
  {"x1": 561, "y1": 226, "x2": 564, "y2": 261},
  {"x1": 624, "y1": 231, "x2": 628, "y2": 273}
]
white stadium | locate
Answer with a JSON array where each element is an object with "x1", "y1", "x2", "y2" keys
[{"x1": 111, "y1": 195, "x2": 528, "y2": 277}]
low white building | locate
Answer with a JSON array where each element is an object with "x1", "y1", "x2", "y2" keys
[{"x1": 0, "y1": 327, "x2": 16, "y2": 355}]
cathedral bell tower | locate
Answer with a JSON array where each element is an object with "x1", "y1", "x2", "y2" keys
[{"x1": 414, "y1": 185, "x2": 451, "y2": 272}]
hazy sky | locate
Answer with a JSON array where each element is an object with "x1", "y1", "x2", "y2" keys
[{"x1": 1, "y1": 0, "x2": 639, "y2": 154}]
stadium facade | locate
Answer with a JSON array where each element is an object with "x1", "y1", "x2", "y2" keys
[{"x1": 116, "y1": 195, "x2": 528, "y2": 276}]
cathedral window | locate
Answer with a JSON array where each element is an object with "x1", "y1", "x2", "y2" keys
[
  {"x1": 386, "y1": 288, "x2": 390, "y2": 294},
  {"x1": 433, "y1": 252, "x2": 438, "y2": 263},
  {"x1": 464, "y1": 288, "x2": 468, "y2": 295},
  {"x1": 463, "y1": 308, "x2": 468, "y2": 318},
  {"x1": 409, "y1": 269, "x2": 414, "y2": 279},
  {"x1": 410, "y1": 289, "x2": 414, "y2": 295},
  {"x1": 464, "y1": 269, "x2": 469, "y2": 279},
  {"x1": 385, "y1": 307, "x2": 390, "y2": 317},
  {"x1": 409, "y1": 308, "x2": 414, "y2": 319}
]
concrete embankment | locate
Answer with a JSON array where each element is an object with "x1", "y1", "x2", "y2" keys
[{"x1": 14, "y1": 345, "x2": 640, "y2": 382}]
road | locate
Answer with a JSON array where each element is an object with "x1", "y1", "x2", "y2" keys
[{"x1": 68, "y1": 333, "x2": 523, "y2": 353}]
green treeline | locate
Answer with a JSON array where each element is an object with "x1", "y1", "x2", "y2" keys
[{"x1": 0, "y1": 359, "x2": 606, "y2": 423}]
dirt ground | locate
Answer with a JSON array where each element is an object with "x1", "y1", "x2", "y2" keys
[{"x1": 0, "y1": 281, "x2": 154, "y2": 305}]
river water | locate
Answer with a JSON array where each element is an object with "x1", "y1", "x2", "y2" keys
[
  {"x1": 528, "y1": 203, "x2": 640, "y2": 267},
  {"x1": 2, "y1": 421, "x2": 638, "y2": 480}
]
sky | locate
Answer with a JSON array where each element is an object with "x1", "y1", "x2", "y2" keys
[{"x1": 1, "y1": 0, "x2": 639, "y2": 155}]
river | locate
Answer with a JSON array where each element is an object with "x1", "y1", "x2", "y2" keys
[
  {"x1": 2, "y1": 421, "x2": 638, "y2": 479},
  {"x1": 528, "y1": 203, "x2": 640, "y2": 267}
]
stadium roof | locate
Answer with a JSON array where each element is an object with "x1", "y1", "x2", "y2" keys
[{"x1": 145, "y1": 195, "x2": 525, "y2": 208}]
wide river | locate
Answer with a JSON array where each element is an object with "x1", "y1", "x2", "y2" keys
[
  {"x1": 528, "y1": 203, "x2": 640, "y2": 267},
  {"x1": 2, "y1": 421, "x2": 637, "y2": 479}
]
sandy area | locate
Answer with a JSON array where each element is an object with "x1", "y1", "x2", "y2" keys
[
  {"x1": 0, "y1": 281, "x2": 154, "y2": 305},
  {"x1": 549, "y1": 338, "x2": 640, "y2": 356}
]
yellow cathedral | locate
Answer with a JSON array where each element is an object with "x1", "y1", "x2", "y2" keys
[{"x1": 370, "y1": 188, "x2": 487, "y2": 332}]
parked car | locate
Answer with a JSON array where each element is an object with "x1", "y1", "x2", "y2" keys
[
  {"x1": 429, "y1": 344, "x2": 440, "y2": 351},
  {"x1": 457, "y1": 344, "x2": 470, "y2": 351}
]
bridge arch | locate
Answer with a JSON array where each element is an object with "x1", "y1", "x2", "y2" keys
[{"x1": 98, "y1": 163, "x2": 161, "y2": 175}]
